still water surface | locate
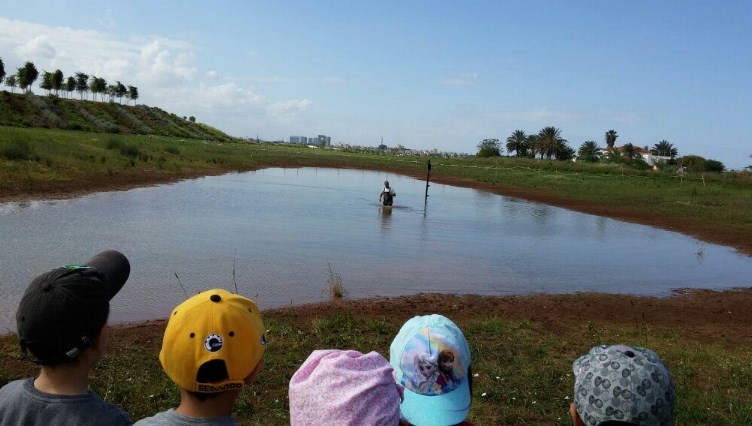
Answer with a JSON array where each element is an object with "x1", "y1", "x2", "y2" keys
[{"x1": 1, "y1": 167, "x2": 751, "y2": 331}]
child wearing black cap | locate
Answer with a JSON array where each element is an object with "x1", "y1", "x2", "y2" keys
[{"x1": 0, "y1": 250, "x2": 132, "y2": 426}]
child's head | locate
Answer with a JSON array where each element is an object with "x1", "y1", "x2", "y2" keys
[
  {"x1": 390, "y1": 314, "x2": 472, "y2": 426},
  {"x1": 288, "y1": 349, "x2": 403, "y2": 426},
  {"x1": 571, "y1": 345, "x2": 675, "y2": 426},
  {"x1": 159, "y1": 289, "x2": 266, "y2": 396},
  {"x1": 16, "y1": 250, "x2": 130, "y2": 365}
]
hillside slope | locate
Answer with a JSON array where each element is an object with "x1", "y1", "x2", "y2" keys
[{"x1": 0, "y1": 91, "x2": 238, "y2": 142}]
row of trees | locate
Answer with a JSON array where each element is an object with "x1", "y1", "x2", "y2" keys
[
  {"x1": 478, "y1": 127, "x2": 578, "y2": 161},
  {"x1": 477, "y1": 128, "x2": 724, "y2": 171},
  {"x1": 479, "y1": 128, "x2": 680, "y2": 162},
  {"x1": 0, "y1": 57, "x2": 138, "y2": 105}
]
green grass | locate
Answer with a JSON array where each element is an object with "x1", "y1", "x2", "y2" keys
[{"x1": 2, "y1": 305, "x2": 750, "y2": 425}]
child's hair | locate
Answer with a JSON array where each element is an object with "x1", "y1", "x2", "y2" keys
[
  {"x1": 289, "y1": 349, "x2": 402, "y2": 426},
  {"x1": 572, "y1": 345, "x2": 675, "y2": 425}
]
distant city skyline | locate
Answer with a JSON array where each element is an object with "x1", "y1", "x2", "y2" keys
[{"x1": 1, "y1": 1, "x2": 750, "y2": 169}]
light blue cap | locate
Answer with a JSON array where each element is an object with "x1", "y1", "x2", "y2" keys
[{"x1": 389, "y1": 314, "x2": 471, "y2": 426}]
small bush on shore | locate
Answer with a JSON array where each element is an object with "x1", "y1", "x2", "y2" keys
[
  {"x1": 0, "y1": 140, "x2": 34, "y2": 161},
  {"x1": 327, "y1": 262, "x2": 346, "y2": 298}
]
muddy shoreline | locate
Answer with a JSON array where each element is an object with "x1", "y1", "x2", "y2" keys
[{"x1": 110, "y1": 288, "x2": 752, "y2": 347}]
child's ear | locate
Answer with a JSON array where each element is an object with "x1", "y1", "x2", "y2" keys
[
  {"x1": 569, "y1": 402, "x2": 585, "y2": 426},
  {"x1": 243, "y1": 360, "x2": 264, "y2": 385},
  {"x1": 93, "y1": 324, "x2": 108, "y2": 352}
]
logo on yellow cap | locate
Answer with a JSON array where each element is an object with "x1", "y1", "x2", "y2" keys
[{"x1": 204, "y1": 334, "x2": 223, "y2": 352}]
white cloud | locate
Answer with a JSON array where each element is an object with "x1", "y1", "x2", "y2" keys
[
  {"x1": 137, "y1": 40, "x2": 197, "y2": 85},
  {"x1": 267, "y1": 99, "x2": 312, "y2": 121},
  {"x1": 149, "y1": 82, "x2": 266, "y2": 113},
  {"x1": 206, "y1": 70, "x2": 218, "y2": 79},
  {"x1": 441, "y1": 73, "x2": 478, "y2": 86},
  {"x1": 16, "y1": 35, "x2": 56, "y2": 60}
]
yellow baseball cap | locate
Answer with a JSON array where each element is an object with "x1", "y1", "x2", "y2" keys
[{"x1": 160, "y1": 289, "x2": 267, "y2": 393}]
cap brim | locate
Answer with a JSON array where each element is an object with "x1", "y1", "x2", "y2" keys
[
  {"x1": 86, "y1": 250, "x2": 130, "y2": 298},
  {"x1": 400, "y1": 378, "x2": 471, "y2": 426}
]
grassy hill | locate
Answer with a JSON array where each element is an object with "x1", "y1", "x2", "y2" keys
[{"x1": 0, "y1": 91, "x2": 238, "y2": 143}]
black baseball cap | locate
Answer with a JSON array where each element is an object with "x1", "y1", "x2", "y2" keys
[{"x1": 16, "y1": 250, "x2": 130, "y2": 364}]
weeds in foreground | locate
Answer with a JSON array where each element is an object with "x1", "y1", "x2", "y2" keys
[{"x1": 326, "y1": 261, "x2": 346, "y2": 299}]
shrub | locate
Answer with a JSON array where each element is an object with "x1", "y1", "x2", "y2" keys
[
  {"x1": 326, "y1": 262, "x2": 346, "y2": 299},
  {"x1": 0, "y1": 140, "x2": 33, "y2": 160},
  {"x1": 120, "y1": 144, "x2": 141, "y2": 158},
  {"x1": 704, "y1": 159, "x2": 725, "y2": 173},
  {"x1": 106, "y1": 138, "x2": 123, "y2": 150}
]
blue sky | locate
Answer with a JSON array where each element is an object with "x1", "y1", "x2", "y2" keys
[{"x1": 1, "y1": 1, "x2": 750, "y2": 169}]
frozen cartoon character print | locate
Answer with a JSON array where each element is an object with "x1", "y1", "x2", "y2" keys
[
  {"x1": 397, "y1": 323, "x2": 465, "y2": 397},
  {"x1": 411, "y1": 353, "x2": 440, "y2": 393},
  {"x1": 436, "y1": 349, "x2": 458, "y2": 392},
  {"x1": 390, "y1": 314, "x2": 473, "y2": 426}
]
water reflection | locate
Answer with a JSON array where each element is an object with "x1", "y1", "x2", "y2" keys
[
  {"x1": 695, "y1": 243, "x2": 706, "y2": 264},
  {"x1": 379, "y1": 206, "x2": 392, "y2": 233},
  {"x1": 0, "y1": 167, "x2": 751, "y2": 331}
]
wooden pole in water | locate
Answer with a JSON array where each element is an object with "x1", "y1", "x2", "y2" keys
[{"x1": 424, "y1": 160, "x2": 431, "y2": 209}]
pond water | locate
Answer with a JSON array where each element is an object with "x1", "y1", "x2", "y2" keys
[{"x1": 1, "y1": 167, "x2": 751, "y2": 331}]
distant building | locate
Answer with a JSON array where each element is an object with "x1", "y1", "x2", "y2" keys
[{"x1": 290, "y1": 136, "x2": 308, "y2": 144}]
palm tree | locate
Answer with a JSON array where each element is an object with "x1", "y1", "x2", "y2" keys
[
  {"x1": 577, "y1": 141, "x2": 601, "y2": 162},
  {"x1": 526, "y1": 135, "x2": 539, "y2": 158},
  {"x1": 622, "y1": 143, "x2": 639, "y2": 160},
  {"x1": 605, "y1": 149, "x2": 622, "y2": 163},
  {"x1": 505, "y1": 130, "x2": 528, "y2": 157},
  {"x1": 651, "y1": 140, "x2": 678, "y2": 159},
  {"x1": 605, "y1": 130, "x2": 618, "y2": 149},
  {"x1": 536, "y1": 126, "x2": 568, "y2": 159}
]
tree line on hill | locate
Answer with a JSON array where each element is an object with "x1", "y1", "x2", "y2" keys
[
  {"x1": 477, "y1": 127, "x2": 727, "y2": 173},
  {"x1": 0, "y1": 57, "x2": 138, "y2": 105}
]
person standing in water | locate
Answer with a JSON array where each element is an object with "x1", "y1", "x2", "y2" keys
[{"x1": 379, "y1": 180, "x2": 396, "y2": 206}]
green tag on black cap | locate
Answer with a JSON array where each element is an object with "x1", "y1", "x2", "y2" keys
[{"x1": 63, "y1": 264, "x2": 92, "y2": 271}]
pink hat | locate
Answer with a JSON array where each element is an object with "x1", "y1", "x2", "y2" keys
[{"x1": 289, "y1": 349, "x2": 403, "y2": 426}]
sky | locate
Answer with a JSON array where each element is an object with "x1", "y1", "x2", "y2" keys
[{"x1": 1, "y1": 1, "x2": 750, "y2": 169}]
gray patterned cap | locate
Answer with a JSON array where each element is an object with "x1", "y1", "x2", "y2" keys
[{"x1": 573, "y1": 345, "x2": 675, "y2": 426}]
